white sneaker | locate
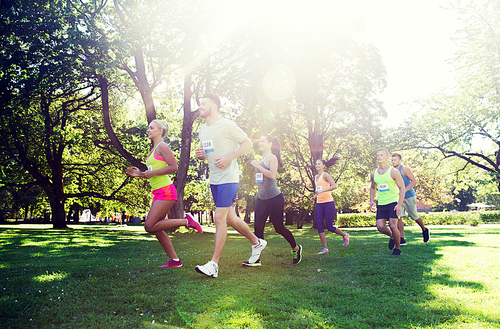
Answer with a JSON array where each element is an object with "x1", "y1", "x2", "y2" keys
[
  {"x1": 247, "y1": 239, "x2": 267, "y2": 264},
  {"x1": 195, "y1": 261, "x2": 218, "y2": 278},
  {"x1": 318, "y1": 248, "x2": 329, "y2": 255}
]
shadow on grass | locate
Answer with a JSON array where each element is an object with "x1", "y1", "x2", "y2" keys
[{"x1": 1, "y1": 224, "x2": 499, "y2": 328}]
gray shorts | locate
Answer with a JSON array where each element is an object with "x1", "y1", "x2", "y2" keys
[{"x1": 401, "y1": 195, "x2": 420, "y2": 220}]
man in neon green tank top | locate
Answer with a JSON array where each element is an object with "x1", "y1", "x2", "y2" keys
[{"x1": 369, "y1": 148, "x2": 406, "y2": 255}]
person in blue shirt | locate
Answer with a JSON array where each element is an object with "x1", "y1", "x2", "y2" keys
[{"x1": 391, "y1": 153, "x2": 430, "y2": 244}]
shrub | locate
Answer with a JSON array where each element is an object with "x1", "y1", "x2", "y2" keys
[
  {"x1": 479, "y1": 211, "x2": 500, "y2": 223},
  {"x1": 336, "y1": 213, "x2": 375, "y2": 227},
  {"x1": 335, "y1": 210, "x2": 500, "y2": 228},
  {"x1": 420, "y1": 212, "x2": 477, "y2": 225}
]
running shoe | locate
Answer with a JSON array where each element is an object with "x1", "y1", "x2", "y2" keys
[
  {"x1": 158, "y1": 258, "x2": 182, "y2": 268},
  {"x1": 246, "y1": 239, "x2": 267, "y2": 264},
  {"x1": 185, "y1": 213, "x2": 203, "y2": 234},
  {"x1": 423, "y1": 228, "x2": 430, "y2": 243},
  {"x1": 318, "y1": 248, "x2": 329, "y2": 255},
  {"x1": 391, "y1": 248, "x2": 401, "y2": 256},
  {"x1": 195, "y1": 261, "x2": 218, "y2": 278},
  {"x1": 388, "y1": 238, "x2": 395, "y2": 250},
  {"x1": 242, "y1": 259, "x2": 261, "y2": 267},
  {"x1": 292, "y1": 245, "x2": 303, "y2": 264},
  {"x1": 343, "y1": 234, "x2": 350, "y2": 247},
  {"x1": 400, "y1": 238, "x2": 407, "y2": 246}
]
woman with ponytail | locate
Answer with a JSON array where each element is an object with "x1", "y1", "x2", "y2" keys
[
  {"x1": 247, "y1": 135, "x2": 302, "y2": 265},
  {"x1": 311, "y1": 157, "x2": 349, "y2": 254},
  {"x1": 126, "y1": 119, "x2": 202, "y2": 268}
]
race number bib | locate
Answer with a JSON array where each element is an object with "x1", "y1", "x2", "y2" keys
[
  {"x1": 255, "y1": 173, "x2": 263, "y2": 183},
  {"x1": 378, "y1": 183, "x2": 389, "y2": 192},
  {"x1": 147, "y1": 165, "x2": 153, "y2": 171},
  {"x1": 202, "y1": 139, "x2": 214, "y2": 153},
  {"x1": 316, "y1": 186, "x2": 323, "y2": 192}
]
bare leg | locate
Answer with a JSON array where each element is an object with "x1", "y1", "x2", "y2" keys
[
  {"x1": 389, "y1": 218, "x2": 401, "y2": 249},
  {"x1": 144, "y1": 200, "x2": 183, "y2": 259},
  {"x1": 226, "y1": 207, "x2": 259, "y2": 245},
  {"x1": 416, "y1": 217, "x2": 426, "y2": 231},
  {"x1": 398, "y1": 218, "x2": 405, "y2": 239},
  {"x1": 334, "y1": 228, "x2": 348, "y2": 237},
  {"x1": 376, "y1": 219, "x2": 393, "y2": 238},
  {"x1": 211, "y1": 206, "x2": 260, "y2": 264},
  {"x1": 144, "y1": 200, "x2": 186, "y2": 233},
  {"x1": 319, "y1": 232, "x2": 328, "y2": 249},
  {"x1": 211, "y1": 207, "x2": 229, "y2": 264},
  {"x1": 155, "y1": 231, "x2": 178, "y2": 259}
]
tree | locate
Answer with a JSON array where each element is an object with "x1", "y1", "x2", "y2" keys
[
  {"x1": 69, "y1": 0, "x2": 216, "y2": 218},
  {"x1": 0, "y1": 0, "x2": 131, "y2": 228},
  {"x1": 389, "y1": 0, "x2": 500, "y2": 194}
]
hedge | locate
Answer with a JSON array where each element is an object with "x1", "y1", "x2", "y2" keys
[{"x1": 336, "y1": 210, "x2": 500, "y2": 228}]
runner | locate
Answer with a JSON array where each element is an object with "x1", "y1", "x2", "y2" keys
[
  {"x1": 369, "y1": 148, "x2": 405, "y2": 255},
  {"x1": 391, "y1": 153, "x2": 430, "y2": 244},
  {"x1": 194, "y1": 92, "x2": 266, "y2": 278},
  {"x1": 250, "y1": 135, "x2": 302, "y2": 265},
  {"x1": 126, "y1": 119, "x2": 202, "y2": 268},
  {"x1": 311, "y1": 158, "x2": 350, "y2": 255}
]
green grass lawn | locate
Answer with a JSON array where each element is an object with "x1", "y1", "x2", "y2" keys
[{"x1": 1, "y1": 223, "x2": 499, "y2": 328}]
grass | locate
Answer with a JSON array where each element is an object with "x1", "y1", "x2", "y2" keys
[{"x1": 1, "y1": 223, "x2": 499, "y2": 328}]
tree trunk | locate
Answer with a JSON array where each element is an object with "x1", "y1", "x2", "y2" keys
[
  {"x1": 297, "y1": 209, "x2": 308, "y2": 229},
  {"x1": 133, "y1": 47, "x2": 156, "y2": 124},
  {"x1": 312, "y1": 203, "x2": 318, "y2": 229},
  {"x1": 285, "y1": 209, "x2": 294, "y2": 225},
  {"x1": 51, "y1": 200, "x2": 67, "y2": 229},
  {"x1": 170, "y1": 74, "x2": 200, "y2": 219},
  {"x1": 97, "y1": 75, "x2": 146, "y2": 170}
]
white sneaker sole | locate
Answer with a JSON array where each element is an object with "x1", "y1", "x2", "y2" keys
[
  {"x1": 195, "y1": 265, "x2": 218, "y2": 278},
  {"x1": 242, "y1": 260, "x2": 261, "y2": 267}
]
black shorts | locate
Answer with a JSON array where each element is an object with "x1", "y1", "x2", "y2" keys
[{"x1": 376, "y1": 202, "x2": 398, "y2": 220}]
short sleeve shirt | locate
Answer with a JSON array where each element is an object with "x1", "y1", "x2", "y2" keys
[{"x1": 199, "y1": 118, "x2": 247, "y2": 185}]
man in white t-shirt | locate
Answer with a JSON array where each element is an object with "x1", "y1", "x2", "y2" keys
[{"x1": 194, "y1": 92, "x2": 267, "y2": 278}]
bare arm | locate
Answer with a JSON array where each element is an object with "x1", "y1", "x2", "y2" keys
[
  {"x1": 369, "y1": 171, "x2": 377, "y2": 211},
  {"x1": 195, "y1": 144, "x2": 207, "y2": 161},
  {"x1": 402, "y1": 166, "x2": 417, "y2": 192},
  {"x1": 125, "y1": 143, "x2": 177, "y2": 179},
  {"x1": 215, "y1": 137, "x2": 253, "y2": 169},
  {"x1": 391, "y1": 168, "x2": 406, "y2": 217},
  {"x1": 250, "y1": 154, "x2": 278, "y2": 179},
  {"x1": 318, "y1": 173, "x2": 337, "y2": 194},
  {"x1": 152, "y1": 143, "x2": 178, "y2": 176}
]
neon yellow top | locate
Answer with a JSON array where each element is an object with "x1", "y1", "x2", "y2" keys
[
  {"x1": 145, "y1": 143, "x2": 173, "y2": 191},
  {"x1": 374, "y1": 167, "x2": 399, "y2": 205}
]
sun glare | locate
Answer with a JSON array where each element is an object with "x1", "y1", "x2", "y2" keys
[{"x1": 218, "y1": 0, "x2": 362, "y2": 37}]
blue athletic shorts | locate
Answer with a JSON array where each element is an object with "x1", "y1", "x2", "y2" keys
[
  {"x1": 210, "y1": 183, "x2": 239, "y2": 208},
  {"x1": 376, "y1": 202, "x2": 398, "y2": 220}
]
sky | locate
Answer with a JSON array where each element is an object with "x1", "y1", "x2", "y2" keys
[
  {"x1": 226, "y1": 0, "x2": 465, "y2": 127},
  {"x1": 354, "y1": 1, "x2": 463, "y2": 127}
]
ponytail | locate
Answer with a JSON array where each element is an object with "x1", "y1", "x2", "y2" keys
[
  {"x1": 318, "y1": 156, "x2": 339, "y2": 169},
  {"x1": 264, "y1": 135, "x2": 283, "y2": 168}
]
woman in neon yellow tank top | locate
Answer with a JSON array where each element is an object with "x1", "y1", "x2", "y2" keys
[{"x1": 126, "y1": 120, "x2": 202, "y2": 268}]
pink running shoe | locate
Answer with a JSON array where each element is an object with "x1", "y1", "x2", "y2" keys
[
  {"x1": 343, "y1": 234, "x2": 350, "y2": 247},
  {"x1": 185, "y1": 213, "x2": 203, "y2": 234},
  {"x1": 158, "y1": 258, "x2": 182, "y2": 268}
]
